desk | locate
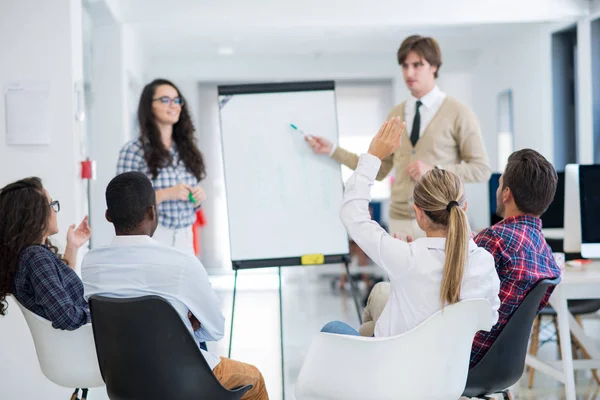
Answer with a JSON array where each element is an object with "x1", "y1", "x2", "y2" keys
[{"x1": 525, "y1": 262, "x2": 600, "y2": 400}]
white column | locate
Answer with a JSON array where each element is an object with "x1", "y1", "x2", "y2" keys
[
  {"x1": 87, "y1": 20, "x2": 144, "y2": 247},
  {"x1": 577, "y1": 18, "x2": 594, "y2": 164},
  {"x1": 88, "y1": 21, "x2": 129, "y2": 247}
]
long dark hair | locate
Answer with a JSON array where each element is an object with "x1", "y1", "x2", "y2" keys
[
  {"x1": 0, "y1": 177, "x2": 62, "y2": 316},
  {"x1": 138, "y1": 78, "x2": 206, "y2": 181}
]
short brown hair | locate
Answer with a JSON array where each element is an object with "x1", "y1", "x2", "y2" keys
[
  {"x1": 397, "y1": 35, "x2": 442, "y2": 78},
  {"x1": 502, "y1": 149, "x2": 558, "y2": 216}
]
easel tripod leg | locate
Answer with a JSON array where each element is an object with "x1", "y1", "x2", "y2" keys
[
  {"x1": 278, "y1": 266, "x2": 286, "y2": 400},
  {"x1": 345, "y1": 260, "x2": 363, "y2": 324},
  {"x1": 228, "y1": 269, "x2": 238, "y2": 359}
]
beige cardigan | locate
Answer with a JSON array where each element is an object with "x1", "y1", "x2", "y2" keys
[{"x1": 332, "y1": 96, "x2": 491, "y2": 220}]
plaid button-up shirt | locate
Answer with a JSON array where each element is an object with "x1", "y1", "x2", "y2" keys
[
  {"x1": 470, "y1": 215, "x2": 563, "y2": 367},
  {"x1": 117, "y1": 139, "x2": 200, "y2": 230},
  {"x1": 12, "y1": 245, "x2": 90, "y2": 330}
]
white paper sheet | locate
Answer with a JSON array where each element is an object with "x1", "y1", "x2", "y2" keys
[{"x1": 5, "y1": 82, "x2": 51, "y2": 145}]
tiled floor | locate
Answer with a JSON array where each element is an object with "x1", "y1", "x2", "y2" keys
[
  {"x1": 208, "y1": 265, "x2": 361, "y2": 400},
  {"x1": 205, "y1": 265, "x2": 600, "y2": 400}
]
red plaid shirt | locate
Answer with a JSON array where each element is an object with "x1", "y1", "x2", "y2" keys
[{"x1": 470, "y1": 215, "x2": 563, "y2": 367}]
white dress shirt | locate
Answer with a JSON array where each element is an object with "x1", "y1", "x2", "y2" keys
[
  {"x1": 404, "y1": 85, "x2": 447, "y2": 138},
  {"x1": 340, "y1": 153, "x2": 500, "y2": 337},
  {"x1": 82, "y1": 235, "x2": 225, "y2": 370}
]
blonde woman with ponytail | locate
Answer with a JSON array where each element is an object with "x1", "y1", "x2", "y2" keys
[{"x1": 320, "y1": 117, "x2": 500, "y2": 339}]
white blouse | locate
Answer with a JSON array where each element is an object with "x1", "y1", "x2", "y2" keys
[{"x1": 340, "y1": 153, "x2": 501, "y2": 337}]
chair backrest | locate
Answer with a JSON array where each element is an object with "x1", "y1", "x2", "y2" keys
[
  {"x1": 463, "y1": 277, "x2": 562, "y2": 397},
  {"x1": 295, "y1": 298, "x2": 494, "y2": 400},
  {"x1": 13, "y1": 298, "x2": 104, "y2": 389},
  {"x1": 88, "y1": 295, "x2": 251, "y2": 400}
]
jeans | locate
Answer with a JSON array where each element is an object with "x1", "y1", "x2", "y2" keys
[{"x1": 320, "y1": 321, "x2": 360, "y2": 336}]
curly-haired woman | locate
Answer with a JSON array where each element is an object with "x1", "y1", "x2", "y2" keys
[
  {"x1": 0, "y1": 177, "x2": 91, "y2": 329},
  {"x1": 117, "y1": 79, "x2": 206, "y2": 254}
]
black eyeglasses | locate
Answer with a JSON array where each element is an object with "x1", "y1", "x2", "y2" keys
[
  {"x1": 49, "y1": 200, "x2": 60, "y2": 213},
  {"x1": 152, "y1": 96, "x2": 184, "y2": 106}
]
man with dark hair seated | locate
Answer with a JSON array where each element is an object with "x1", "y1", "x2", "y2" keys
[
  {"x1": 470, "y1": 149, "x2": 563, "y2": 368},
  {"x1": 82, "y1": 171, "x2": 268, "y2": 400}
]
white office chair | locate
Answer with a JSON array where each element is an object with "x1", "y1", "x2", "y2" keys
[
  {"x1": 294, "y1": 298, "x2": 494, "y2": 400},
  {"x1": 13, "y1": 298, "x2": 104, "y2": 391}
]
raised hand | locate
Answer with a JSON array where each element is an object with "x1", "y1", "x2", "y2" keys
[
  {"x1": 66, "y1": 216, "x2": 91, "y2": 249},
  {"x1": 368, "y1": 117, "x2": 405, "y2": 160}
]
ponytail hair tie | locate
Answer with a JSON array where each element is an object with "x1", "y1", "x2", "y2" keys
[{"x1": 446, "y1": 201, "x2": 459, "y2": 212}]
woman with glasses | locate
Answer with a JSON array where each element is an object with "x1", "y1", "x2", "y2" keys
[
  {"x1": 0, "y1": 177, "x2": 91, "y2": 329},
  {"x1": 117, "y1": 78, "x2": 206, "y2": 253}
]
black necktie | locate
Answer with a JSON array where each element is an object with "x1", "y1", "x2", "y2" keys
[{"x1": 410, "y1": 100, "x2": 423, "y2": 147}]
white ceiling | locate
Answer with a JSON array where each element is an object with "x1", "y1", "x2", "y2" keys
[
  {"x1": 136, "y1": 24, "x2": 547, "y2": 59},
  {"x1": 115, "y1": 0, "x2": 587, "y2": 27},
  {"x1": 95, "y1": 0, "x2": 588, "y2": 61}
]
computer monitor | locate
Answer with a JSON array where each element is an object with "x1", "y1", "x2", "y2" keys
[
  {"x1": 488, "y1": 173, "x2": 503, "y2": 225},
  {"x1": 563, "y1": 164, "x2": 581, "y2": 253},
  {"x1": 579, "y1": 165, "x2": 600, "y2": 258},
  {"x1": 488, "y1": 171, "x2": 565, "y2": 228},
  {"x1": 540, "y1": 171, "x2": 565, "y2": 229}
]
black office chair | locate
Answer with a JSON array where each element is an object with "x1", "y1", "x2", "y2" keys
[
  {"x1": 462, "y1": 277, "x2": 562, "y2": 399},
  {"x1": 538, "y1": 300, "x2": 600, "y2": 319},
  {"x1": 88, "y1": 295, "x2": 253, "y2": 400}
]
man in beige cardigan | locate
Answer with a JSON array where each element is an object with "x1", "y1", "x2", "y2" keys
[{"x1": 307, "y1": 35, "x2": 491, "y2": 239}]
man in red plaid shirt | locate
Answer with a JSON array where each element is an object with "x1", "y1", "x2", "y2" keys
[{"x1": 470, "y1": 149, "x2": 563, "y2": 368}]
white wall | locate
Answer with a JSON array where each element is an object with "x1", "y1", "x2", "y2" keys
[
  {"x1": 88, "y1": 23, "x2": 128, "y2": 248},
  {"x1": 438, "y1": 72, "x2": 473, "y2": 108},
  {"x1": 180, "y1": 82, "x2": 233, "y2": 270},
  {"x1": 468, "y1": 25, "x2": 556, "y2": 226},
  {"x1": 123, "y1": 25, "x2": 145, "y2": 140},
  {"x1": 435, "y1": 72, "x2": 488, "y2": 230},
  {"x1": 593, "y1": 18, "x2": 600, "y2": 163},
  {"x1": 471, "y1": 19, "x2": 600, "y2": 166},
  {"x1": 593, "y1": 9, "x2": 600, "y2": 162},
  {"x1": 146, "y1": 52, "x2": 479, "y2": 83},
  {"x1": 336, "y1": 81, "x2": 395, "y2": 201},
  {"x1": 0, "y1": 0, "x2": 87, "y2": 238},
  {"x1": 88, "y1": 18, "x2": 145, "y2": 248},
  {"x1": 592, "y1": 0, "x2": 600, "y2": 18},
  {"x1": 0, "y1": 1, "x2": 98, "y2": 399},
  {"x1": 472, "y1": 25, "x2": 554, "y2": 170},
  {"x1": 467, "y1": 18, "x2": 600, "y2": 226}
]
